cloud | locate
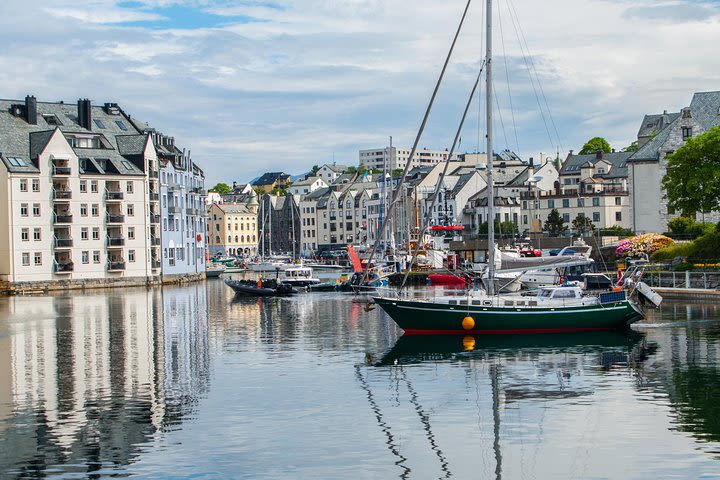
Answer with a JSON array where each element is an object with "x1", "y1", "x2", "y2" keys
[{"x1": 1, "y1": 0, "x2": 720, "y2": 185}]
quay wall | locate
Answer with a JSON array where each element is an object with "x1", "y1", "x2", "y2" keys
[
  {"x1": 653, "y1": 287, "x2": 720, "y2": 301},
  {"x1": 1, "y1": 272, "x2": 205, "y2": 295}
]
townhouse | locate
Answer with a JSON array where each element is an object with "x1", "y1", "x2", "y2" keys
[{"x1": 206, "y1": 198, "x2": 258, "y2": 257}]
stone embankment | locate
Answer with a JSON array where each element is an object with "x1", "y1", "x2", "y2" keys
[{"x1": 1, "y1": 272, "x2": 205, "y2": 295}]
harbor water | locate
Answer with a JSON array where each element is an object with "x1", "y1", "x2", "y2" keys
[{"x1": 2, "y1": 280, "x2": 720, "y2": 478}]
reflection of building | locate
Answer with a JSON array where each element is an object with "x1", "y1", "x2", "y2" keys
[{"x1": 0, "y1": 286, "x2": 209, "y2": 473}]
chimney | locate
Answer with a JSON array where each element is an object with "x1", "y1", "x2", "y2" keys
[
  {"x1": 529, "y1": 156, "x2": 534, "y2": 167},
  {"x1": 611, "y1": 148, "x2": 615, "y2": 153},
  {"x1": 77, "y1": 98, "x2": 92, "y2": 130},
  {"x1": 25, "y1": 95, "x2": 37, "y2": 125},
  {"x1": 595, "y1": 150, "x2": 603, "y2": 160}
]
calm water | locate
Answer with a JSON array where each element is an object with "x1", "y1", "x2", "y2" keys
[{"x1": 2, "y1": 282, "x2": 720, "y2": 479}]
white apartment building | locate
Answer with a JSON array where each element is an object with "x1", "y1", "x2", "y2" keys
[
  {"x1": 0, "y1": 97, "x2": 159, "y2": 285},
  {"x1": 359, "y1": 146, "x2": 452, "y2": 171},
  {"x1": 288, "y1": 176, "x2": 328, "y2": 197}
]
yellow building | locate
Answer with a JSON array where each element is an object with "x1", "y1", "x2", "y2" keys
[{"x1": 206, "y1": 195, "x2": 258, "y2": 257}]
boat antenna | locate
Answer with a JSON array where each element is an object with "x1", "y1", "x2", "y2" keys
[
  {"x1": 486, "y1": 0, "x2": 496, "y2": 295},
  {"x1": 362, "y1": 0, "x2": 473, "y2": 282},
  {"x1": 399, "y1": 59, "x2": 486, "y2": 292}
]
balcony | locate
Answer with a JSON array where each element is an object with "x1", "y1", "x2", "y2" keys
[
  {"x1": 152, "y1": 260, "x2": 161, "y2": 269},
  {"x1": 107, "y1": 237, "x2": 125, "y2": 247},
  {"x1": 106, "y1": 214, "x2": 125, "y2": 224},
  {"x1": 150, "y1": 170, "x2": 159, "y2": 178},
  {"x1": 52, "y1": 166, "x2": 71, "y2": 175},
  {"x1": 53, "y1": 189, "x2": 72, "y2": 200},
  {"x1": 150, "y1": 213, "x2": 161, "y2": 223},
  {"x1": 54, "y1": 237, "x2": 73, "y2": 248},
  {"x1": 107, "y1": 261, "x2": 126, "y2": 271},
  {"x1": 191, "y1": 187, "x2": 203, "y2": 194},
  {"x1": 106, "y1": 190, "x2": 124, "y2": 201},
  {"x1": 54, "y1": 261, "x2": 74, "y2": 274},
  {"x1": 149, "y1": 193, "x2": 159, "y2": 202},
  {"x1": 53, "y1": 213, "x2": 73, "y2": 224},
  {"x1": 168, "y1": 205, "x2": 181, "y2": 214}
]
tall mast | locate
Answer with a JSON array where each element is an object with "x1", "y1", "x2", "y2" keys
[{"x1": 486, "y1": 0, "x2": 495, "y2": 294}]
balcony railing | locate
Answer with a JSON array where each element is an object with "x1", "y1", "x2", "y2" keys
[
  {"x1": 53, "y1": 189, "x2": 72, "y2": 200},
  {"x1": 54, "y1": 261, "x2": 74, "y2": 273},
  {"x1": 52, "y1": 166, "x2": 71, "y2": 175},
  {"x1": 150, "y1": 170, "x2": 159, "y2": 178},
  {"x1": 151, "y1": 236, "x2": 161, "y2": 246},
  {"x1": 106, "y1": 190, "x2": 124, "y2": 200},
  {"x1": 149, "y1": 193, "x2": 159, "y2": 202},
  {"x1": 168, "y1": 205, "x2": 182, "y2": 214},
  {"x1": 54, "y1": 237, "x2": 73, "y2": 248},
  {"x1": 106, "y1": 214, "x2": 125, "y2": 223},
  {"x1": 107, "y1": 237, "x2": 125, "y2": 247},
  {"x1": 152, "y1": 260, "x2": 161, "y2": 269},
  {"x1": 53, "y1": 213, "x2": 73, "y2": 224},
  {"x1": 107, "y1": 261, "x2": 126, "y2": 271},
  {"x1": 191, "y1": 187, "x2": 203, "y2": 194},
  {"x1": 150, "y1": 214, "x2": 161, "y2": 223}
]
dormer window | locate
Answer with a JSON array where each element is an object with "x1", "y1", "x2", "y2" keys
[
  {"x1": 7, "y1": 157, "x2": 26, "y2": 166},
  {"x1": 66, "y1": 134, "x2": 109, "y2": 149},
  {"x1": 43, "y1": 114, "x2": 61, "y2": 126}
]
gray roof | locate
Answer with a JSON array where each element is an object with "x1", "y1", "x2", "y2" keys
[
  {"x1": 0, "y1": 98, "x2": 147, "y2": 176},
  {"x1": 116, "y1": 134, "x2": 148, "y2": 156},
  {"x1": 560, "y1": 151, "x2": 633, "y2": 179},
  {"x1": 630, "y1": 119, "x2": 677, "y2": 161},
  {"x1": 218, "y1": 203, "x2": 255, "y2": 215},
  {"x1": 637, "y1": 112, "x2": 680, "y2": 139},
  {"x1": 449, "y1": 172, "x2": 478, "y2": 197}
]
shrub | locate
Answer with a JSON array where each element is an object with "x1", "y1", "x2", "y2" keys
[
  {"x1": 687, "y1": 222, "x2": 716, "y2": 239},
  {"x1": 687, "y1": 232, "x2": 720, "y2": 261},
  {"x1": 668, "y1": 216, "x2": 694, "y2": 235},
  {"x1": 615, "y1": 233, "x2": 675, "y2": 258}
]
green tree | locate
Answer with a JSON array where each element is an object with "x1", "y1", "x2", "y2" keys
[
  {"x1": 667, "y1": 216, "x2": 694, "y2": 235},
  {"x1": 344, "y1": 166, "x2": 357, "y2": 174},
  {"x1": 572, "y1": 214, "x2": 595, "y2": 236},
  {"x1": 543, "y1": 208, "x2": 565, "y2": 236},
  {"x1": 391, "y1": 169, "x2": 404, "y2": 177},
  {"x1": 209, "y1": 182, "x2": 231, "y2": 194},
  {"x1": 622, "y1": 141, "x2": 639, "y2": 152},
  {"x1": 309, "y1": 164, "x2": 320, "y2": 176},
  {"x1": 479, "y1": 220, "x2": 518, "y2": 236},
  {"x1": 579, "y1": 137, "x2": 611, "y2": 155},
  {"x1": 662, "y1": 125, "x2": 720, "y2": 216}
]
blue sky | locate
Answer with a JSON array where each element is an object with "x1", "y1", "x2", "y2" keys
[{"x1": 1, "y1": 0, "x2": 720, "y2": 185}]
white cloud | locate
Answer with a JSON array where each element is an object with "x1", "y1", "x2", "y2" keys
[{"x1": 1, "y1": 0, "x2": 720, "y2": 185}]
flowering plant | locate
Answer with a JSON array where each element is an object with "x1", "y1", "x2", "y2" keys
[{"x1": 615, "y1": 234, "x2": 674, "y2": 258}]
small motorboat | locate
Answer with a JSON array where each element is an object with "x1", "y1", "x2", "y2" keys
[
  {"x1": 428, "y1": 273, "x2": 470, "y2": 286},
  {"x1": 224, "y1": 277, "x2": 297, "y2": 296},
  {"x1": 280, "y1": 266, "x2": 321, "y2": 287}
]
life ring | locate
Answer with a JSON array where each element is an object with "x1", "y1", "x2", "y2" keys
[{"x1": 196, "y1": 233, "x2": 202, "y2": 242}]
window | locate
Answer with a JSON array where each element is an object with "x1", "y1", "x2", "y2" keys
[
  {"x1": 32, "y1": 204, "x2": 40, "y2": 216},
  {"x1": 91, "y1": 180, "x2": 98, "y2": 193},
  {"x1": 21, "y1": 228, "x2": 29, "y2": 241},
  {"x1": 32, "y1": 179, "x2": 40, "y2": 192},
  {"x1": 129, "y1": 250, "x2": 135, "y2": 262},
  {"x1": 562, "y1": 213, "x2": 570, "y2": 222},
  {"x1": 43, "y1": 114, "x2": 61, "y2": 126},
  {"x1": 80, "y1": 204, "x2": 88, "y2": 216},
  {"x1": 93, "y1": 251, "x2": 100, "y2": 263},
  {"x1": 22, "y1": 253, "x2": 30, "y2": 266},
  {"x1": 92, "y1": 227, "x2": 99, "y2": 240},
  {"x1": 615, "y1": 212, "x2": 622, "y2": 221},
  {"x1": 592, "y1": 197, "x2": 600, "y2": 207},
  {"x1": 80, "y1": 180, "x2": 87, "y2": 193},
  {"x1": 19, "y1": 179, "x2": 27, "y2": 192},
  {"x1": 126, "y1": 181, "x2": 133, "y2": 193},
  {"x1": 682, "y1": 127, "x2": 693, "y2": 140},
  {"x1": 164, "y1": 219, "x2": 167, "y2": 231},
  {"x1": 615, "y1": 197, "x2": 621, "y2": 206},
  {"x1": 523, "y1": 215, "x2": 528, "y2": 224},
  {"x1": 128, "y1": 227, "x2": 135, "y2": 240},
  {"x1": 593, "y1": 212, "x2": 600, "y2": 222},
  {"x1": 127, "y1": 204, "x2": 134, "y2": 216},
  {"x1": 562, "y1": 199, "x2": 569, "y2": 208},
  {"x1": 547, "y1": 199, "x2": 554, "y2": 209},
  {"x1": 81, "y1": 227, "x2": 88, "y2": 240},
  {"x1": 33, "y1": 228, "x2": 41, "y2": 241},
  {"x1": 115, "y1": 120, "x2": 128, "y2": 131},
  {"x1": 34, "y1": 252, "x2": 42, "y2": 266},
  {"x1": 577, "y1": 198, "x2": 584, "y2": 207},
  {"x1": 94, "y1": 119, "x2": 106, "y2": 129},
  {"x1": 82, "y1": 251, "x2": 89, "y2": 264},
  {"x1": 91, "y1": 204, "x2": 99, "y2": 216},
  {"x1": 7, "y1": 157, "x2": 25, "y2": 166}
]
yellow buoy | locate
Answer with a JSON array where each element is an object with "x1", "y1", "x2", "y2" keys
[
  {"x1": 462, "y1": 315, "x2": 475, "y2": 330},
  {"x1": 462, "y1": 335, "x2": 476, "y2": 351}
]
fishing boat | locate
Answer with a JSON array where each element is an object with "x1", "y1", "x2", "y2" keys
[
  {"x1": 372, "y1": 0, "x2": 661, "y2": 335},
  {"x1": 224, "y1": 277, "x2": 297, "y2": 296}
]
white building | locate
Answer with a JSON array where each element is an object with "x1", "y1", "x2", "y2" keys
[
  {"x1": 359, "y1": 147, "x2": 452, "y2": 171},
  {"x1": 288, "y1": 176, "x2": 328, "y2": 197},
  {"x1": 0, "y1": 97, "x2": 159, "y2": 285},
  {"x1": 315, "y1": 164, "x2": 348, "y2": 183}
]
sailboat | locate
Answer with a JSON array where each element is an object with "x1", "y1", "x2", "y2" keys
[{"x1": 372, "y1": 0, "x2": 660, "y2": 335}]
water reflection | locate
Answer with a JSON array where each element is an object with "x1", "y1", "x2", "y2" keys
[{"x1": 0, "y1": 284, "x2": 209, "y2": 477}]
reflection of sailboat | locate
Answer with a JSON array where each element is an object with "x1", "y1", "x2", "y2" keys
[{"x1": 360, "y1": 330, "x2": 650, "y2": 479}]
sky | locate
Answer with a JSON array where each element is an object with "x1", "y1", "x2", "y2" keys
[{"x1": 1, "y1": 0, "x2": 719, "y2": 186}]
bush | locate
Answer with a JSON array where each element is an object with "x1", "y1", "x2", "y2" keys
[
  {"x1": 687, "y1": 232, "x2": 720, "y2": 260},
  {"x1": 599, "y1": 225, "x2": 633, "y2": 237},
  {"x1": 668, "y1": 216, "x2": 694, "y2": 235},
  {"x1": 652, "y1": 242, "x2": 695, "y2": 261},
  {"x1": 687, "y1": 222, "x2": 716, "y2": 239},
  {"x1": 616, "y1": 233, "x2": 674, "y2": 258}
]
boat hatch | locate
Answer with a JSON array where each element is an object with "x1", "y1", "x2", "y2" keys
[{"x1": 449, "y1": 300, "x2": 458, "y2": 305}]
